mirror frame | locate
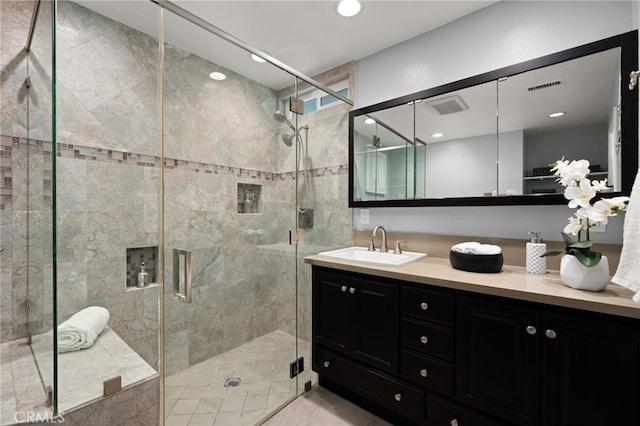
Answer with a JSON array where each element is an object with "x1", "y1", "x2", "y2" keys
[{"x1": 349, "y1": 30, "x2": 638, "y2": 207}]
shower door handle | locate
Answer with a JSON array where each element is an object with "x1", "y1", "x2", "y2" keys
[{"x1": 173, "y1": 249, "x2": 192, "y2": 303}]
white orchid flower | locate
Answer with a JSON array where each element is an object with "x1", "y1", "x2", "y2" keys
[
  {"x1": 591, "y1": 179, "x2": 608, "y2": 191},
  {"x1": 564, "y1": 178, "x2": 596, "y2": 208},
  {"x1": 606, "y1": 196, "x2": 630, "y2": 213},
  {"x1": 553, "y1": 158, "x2": 628, "y2": 251},
  {"x1": 551, "y1": 158, "x2": 569, "y2": 175},
  {"x1": 581, "y1": 204, "x2": 608, "y2": 225},
  {"x1": 558, "y1": 161, "x2": 590, "y2": 186},
  {"x1": 563, "y1": 215, "x2": 583, "y2": 235}
]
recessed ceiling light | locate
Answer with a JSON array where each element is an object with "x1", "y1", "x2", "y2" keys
[
  {"x1": 548, "y1": 111, "x2": 565, "y2": 118},
  {"x1": 364, "y1": 118, "x2": 376, "y2": 124},
  {"x1": 337, "y1": 0, "x2": 362, "y2": 17},
  {"x1": 432, "y1": 132, "x2": 443, "y2": 138},
  {"x1": 250, "y1": 53, "x2": 267, "y2": 63},
  {"x1": 209, "y1": 71, "x2": 226, "y2": 81}
]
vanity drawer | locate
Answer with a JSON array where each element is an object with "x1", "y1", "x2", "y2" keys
[
  {"x1": 401, "y1": 318, "x2": 454, "y2": 361},
  {"x1": 427, "y1": 393, "x2": 513, "y2": 426},
  {"x1": 314, "y1": 347, "x2": 425, "y2": 424},
  {"x1": 402, "y1": 285, "x2": 454, "y2": 326},
  {"x1": 400, "y1": 350, "x2": 453, "y2": 397}
]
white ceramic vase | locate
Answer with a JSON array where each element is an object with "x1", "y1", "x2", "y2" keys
[{"x1": 559, "y1": 254, "x2": 610, "y2": 292}]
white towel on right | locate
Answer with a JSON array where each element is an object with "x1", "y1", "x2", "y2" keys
[
  {"x1": 57, "y1": 306, "x2": 110, "y2": 353},
  {"x1": 451, "y1": 242, "x2": 502, "y2": 255},
  {"x1": 612, "y1": 171, "x2": 640, "y2": 303}
]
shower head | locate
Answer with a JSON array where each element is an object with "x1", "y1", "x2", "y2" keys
[
  {"x1": 274, "y1": 111, "x2": 296, "y2": 132},
  {"x1": 281, "y1": 133, "x2": 295, "y2": 147}
]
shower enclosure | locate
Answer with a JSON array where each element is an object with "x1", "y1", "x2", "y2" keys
[{"x1": 1, "y1": 1, "x2": 352, "y2": 424}]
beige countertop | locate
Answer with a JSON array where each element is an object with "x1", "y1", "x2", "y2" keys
[{"x1": 304, "y1": 254, "x2": 640, "y2": 320}]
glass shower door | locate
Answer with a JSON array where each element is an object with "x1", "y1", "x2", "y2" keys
[
  {"x1": 160, "y1": 9, "x2": 302, "y2": 424},
  {"x1": 291, "y1": 78, "x2": 353, "y2": 393}
]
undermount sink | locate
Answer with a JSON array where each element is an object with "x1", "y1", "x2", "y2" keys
[{"x1": 317, "y1": 246, "x2": 427, "y2": 267}]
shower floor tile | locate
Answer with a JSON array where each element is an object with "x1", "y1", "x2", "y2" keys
[
  {"x1": 165, "y1": 330, "x2": 308, "y2": 426},
  {"x1": 0, "y1": 339, "x2": 52, "y2": 426}
]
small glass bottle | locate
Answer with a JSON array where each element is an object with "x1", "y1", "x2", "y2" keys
[
  {"x1": 137, "y1": 262, "x2": 148, "y2": 288},
  {"x1": 244, "y1": 193, "x2": 252, "y2": 214}
]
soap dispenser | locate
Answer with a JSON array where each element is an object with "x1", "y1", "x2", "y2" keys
[
  {"x1": 137, "y1": 262, "x2": 148, "y2": 288},
  {"x1": 526, "y1": 231, "x2": 547, "y2": 274}
]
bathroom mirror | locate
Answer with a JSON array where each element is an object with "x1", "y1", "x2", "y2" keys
[{"x1": 349, "y1": 30, "x2": 638, "y2": 207}]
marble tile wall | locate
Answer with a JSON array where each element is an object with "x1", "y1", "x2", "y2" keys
[
  {"x1": 2, "y1": 0, "x2": 352, "y2": 400},
  {"x1": 0, "y1": 0, "x2": 55, "y2": 347}
]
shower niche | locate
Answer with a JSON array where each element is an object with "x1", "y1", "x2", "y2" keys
[
  {"x1": 126, "y1": 246, "x2": 159, "y2": 290},
  {"x1": 237, "y1": 183, "x2": 262, "y2": 214}
]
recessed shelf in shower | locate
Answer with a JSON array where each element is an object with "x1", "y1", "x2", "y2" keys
[
  {"x1": 126, "y1": 246, "x2": 158, "y2": 290},
  {"x1": 237, "y1": 183, "x2": 262, "y2": 214}
]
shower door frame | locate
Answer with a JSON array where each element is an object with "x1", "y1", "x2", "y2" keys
[{"x1": 155, "y1": 3, "x2": 353, "y2": 424}]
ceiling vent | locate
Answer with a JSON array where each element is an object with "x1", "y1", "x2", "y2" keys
[
  {"x1": 425, "y1": 95, "x2": 468, "y2": 115},
  {"x1": 527, "y1": 79, "x2": 564, "y2": 92}
]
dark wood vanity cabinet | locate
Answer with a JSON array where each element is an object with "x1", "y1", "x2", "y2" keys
[
  {"x1": 312, "y1": 267, "x2": 399, "y2": 373},
  {"x1": 457, "y1": 296, "x2": 640, "y2": 426},
  {"x1": 311, "y1": 266, "x2": 640, "y2": 426},
  {"x1": 456, "y1": 297, "x2": 541, "y2": 425},
  {"x1": 541, "y1": 311, "x2": 640, "y2": 425}
]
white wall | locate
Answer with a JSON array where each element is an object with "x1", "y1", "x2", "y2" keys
[
  {"x1": 354, "y1": 1, "x2": 635, "y2": 244},
  {"x1": 425, "y1": 133, "x2": 497, "y2": 198}
]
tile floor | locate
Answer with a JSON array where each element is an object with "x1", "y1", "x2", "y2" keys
[
  {"x1": 0, "y1": 339, "x2": 51, "y2": 425},
  {"x1": 262, "y1": 385, "x2": 392, "y2": 426},
  {"x1": 165, "y1": 331, "x2": 312, "y2": 426}
]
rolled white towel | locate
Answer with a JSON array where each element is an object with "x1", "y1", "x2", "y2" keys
[
  {"x1": 451, "y1": 242, "x2": 502, "y2": 255},
  {"x1": 57, "y1": 306, "x2": 110, "y2": 353}
]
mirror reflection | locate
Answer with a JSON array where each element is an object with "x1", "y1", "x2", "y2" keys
[
  {"x1": 417, "y1": 81, "x2": 498, "y2": 198},
  {"x1": 350, "y1": 34, "x2": 636, "y2": 207},
  {"x1": 353, "y1": 102, "x2": 420, "y2": 201},
  {"x1": 500, "y1": 47, "x2": 621, "y2": 196}
]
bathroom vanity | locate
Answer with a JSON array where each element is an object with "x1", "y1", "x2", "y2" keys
[{"x1": 305, "y1": 255, "x2": 640, "y2": 426}]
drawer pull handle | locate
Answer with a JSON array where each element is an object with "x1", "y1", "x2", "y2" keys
[
  {"x1": 420, "y1": 335, "x2": 428, "y2": 344},
  {"x1": 450, "y1": 419, "x2": 459, "y2": 426},
  {"x1": 340, "y1": 285, "x2": 347, "y2": 292},
  {"x1": 394, "y1": 392, "x2": 402, "y2": 402},
  {"x1": 545, "y1": 329, "x2": 557, "y2": 339},
  {"x1": 420, "y1": 368, "x2": 428, "y2": 378},
  {"x1": 323, "y1": 361, "x2": 330, "y2": 368},
  {"x1": 420, "y1": 302, "x2": 428, "y2": 310},
  {"x1": 526, "y1": 325, "x2": 537, "y2": 335},
  {"x1": 349, "y1": 287, "x2": 356, "y2": 294}
]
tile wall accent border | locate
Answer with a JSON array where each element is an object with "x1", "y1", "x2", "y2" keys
[{"x1": 0, "y1": 135, "x2": 348, "y2": 210}]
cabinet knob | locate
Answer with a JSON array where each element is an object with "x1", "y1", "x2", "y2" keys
[
  {"x1": 349, "y1": 287, "x2": 356, "y2": 294},
  {"x1": 545, "y1": 329, "x2": 557, "y2": 339},
  {"x1": 420, "y1": 368, "x2": 428, "y2": 378},
  {"x1": 526, "y1": 325, "x2": 537, "y2": 335},
  {"x1": 394, "y1": 392, "x2": 402, "y2": 402},
  {"x1": 340, "y1": 285, "x2": 347, "y2": 292},
  {"x1": 323, "y1": 361, "x2": 330, "y2": 368},
  {"x1": 420, "y1": 302, "x2": 428, "y2": 310},
  {"x1": 420, "y1": 335, "x2": 429, "y2": 344},
  {"x1": 450, "y1": 419, "x2": 459, "y2": 426}
]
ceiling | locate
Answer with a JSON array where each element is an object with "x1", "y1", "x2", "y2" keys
[
  {"x1": 356, "y1": 47, "x2": 620, "y2": 147},
  {"x1": 75, "y1": 0, "x2": 496, "y2": 91}
]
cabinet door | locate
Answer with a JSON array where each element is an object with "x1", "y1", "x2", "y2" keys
[
  {"x1": 542, "y1": 312, "x2": 640, "y2": 425},
  {"x1": 457, "y1": 297, "x2": 540, "y2": 425},
  {"x1": 312, "y1": 268, "x2": 351, "y2": 355},
  {"x1": 350, "y1": 277, "x2": 399, "y2": 374}
]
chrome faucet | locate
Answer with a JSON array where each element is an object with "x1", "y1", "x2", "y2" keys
[{"x1": 372, "y1": 225, "x2": 388, "y2": 253}]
